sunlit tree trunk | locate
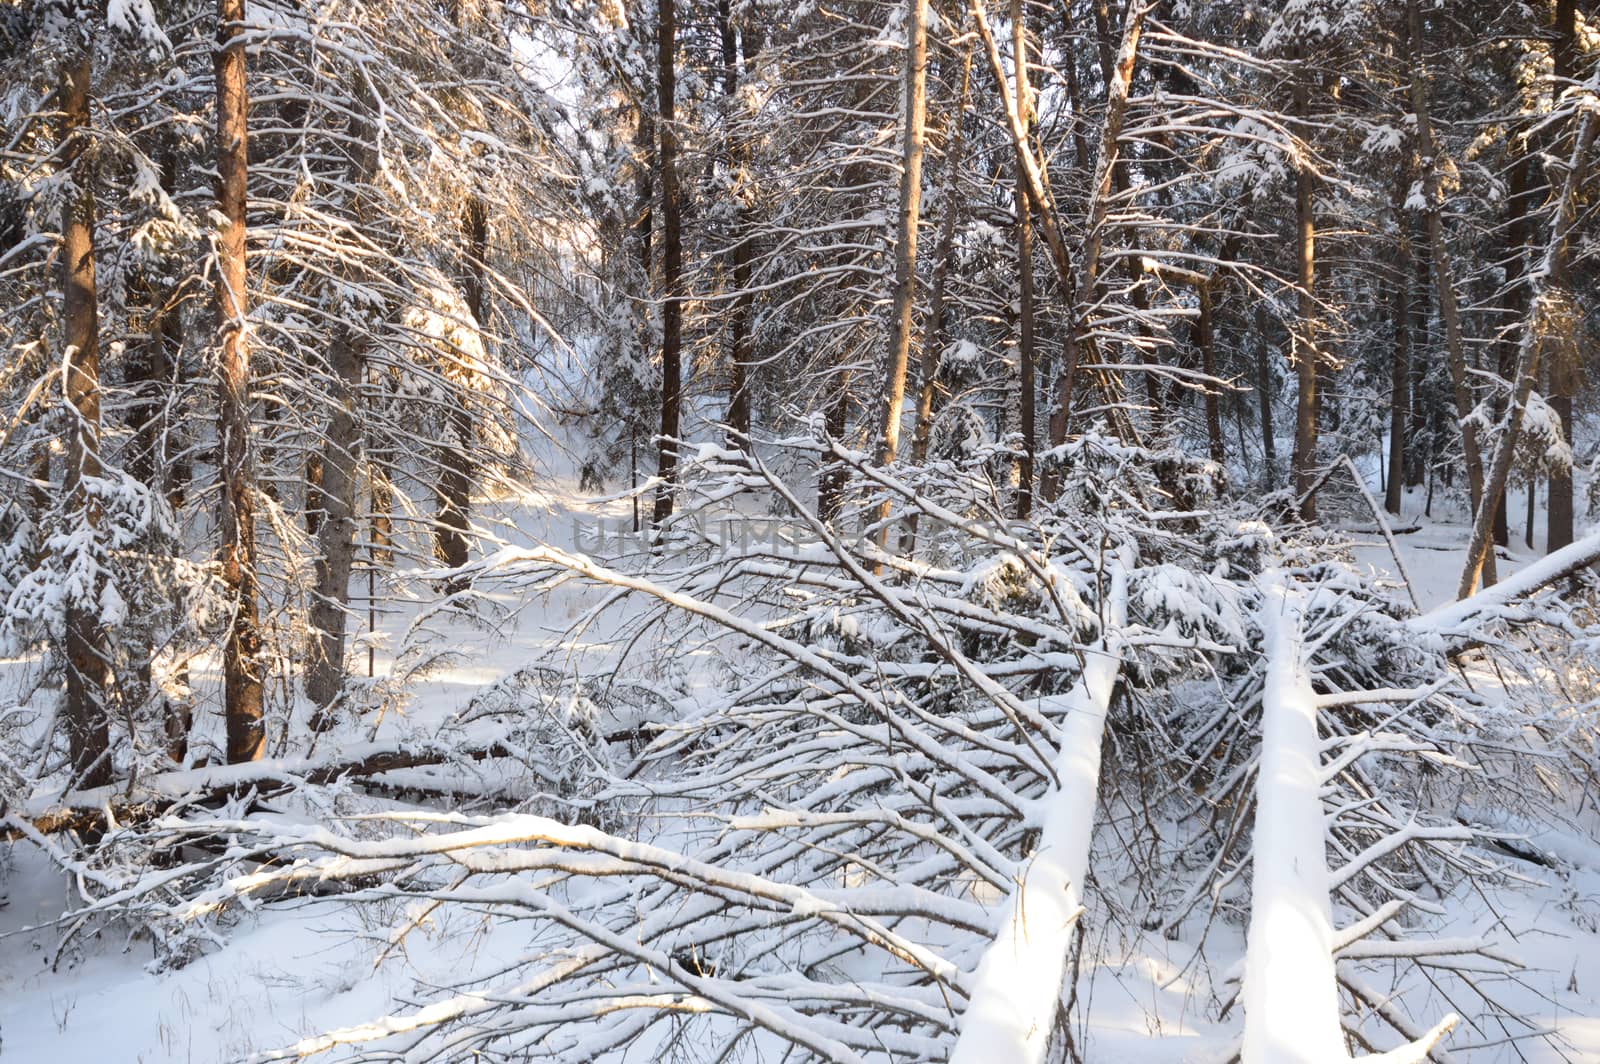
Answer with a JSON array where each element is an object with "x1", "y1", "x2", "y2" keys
[
  {"x1": 59, "y1": 34, "x2": 112, "y2": 789},
  {"x1": 1459, "y1": 95, "x2": 1597, "y2": 596},
  {"x1": 870, "y1": 0, "x2": 928, "y2": 547},
  {"x1": 216, "y1": 0, "x2": 264, "y2": 764},
  {"x1": 1289, "y1": 57, "x2": 1319, "y2": 520}
]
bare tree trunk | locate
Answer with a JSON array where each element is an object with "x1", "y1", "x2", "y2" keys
[
  {"x1": 870, "y1": 0, "x2": 928, "y2": 548},
  {"x1": 1407, "y1": 218, "x2": 1430, "y2": 488},
  {"x1": 435, "y1": 197, "x2": 483, "y2": 588},
  {"x1": 216, "y1": 0, "x2": 264, "y2": 764},
  {"x1": 59, "y1": 40, "x2": 112, "y2": 789},
  {"x1": 307, "y1": 328, "x2": 364, "y2": 723},
  {"x1": 817, "y1": 370, "x2": 853, "y2": 525},
  {"x1": 1026, "y1": 0, "x2": 1148, "y2": 487},
  {"x1": 369, "y1": 406, "x2": 395, "y2": 569},
  {"x1": 131, "y1": 144, "x2": 191, "y2": 762},
  {"x1": 308, "y1": 104, "x2": 382, "y2": 721},
  {"x1": 1407, "y1": 0, "x2": 1491, "y2": 581},
  {"x1": 970, "y1": 0, "x2": 1146, "y2": 451},
  {"x1": 652, "y1": 0, "x2": 684, "y2": 528},
  {"x1": 1459, "y1": 101, "x2": 1597, "y2": 596},
  {"x1": 909, "y1": 48, "x2": 973, "y2": 468},
  {"x1": 1011, "y1": 0, "x2": 1035, "y2": 517},
  {"x1": 1525, "y1": 475, "x2": 1537, "y2": 548},
  {"x1": 720, "y1": 0, "x2": 754, "y2": 444},
  {"x1": 1385, "y1": 213, "x2": 1412, "y2": 516},
  {"x1": 1198, "y1": 282, "x2": 1222, "y2": 466},
  {"x1": 1255, "y1": 305, "x2": 1277, "y2": 489},
  {"x1": 1290, "y1": 59, "x2": 1319, "y2": 520},
  {"x1": 1547, "y1": 0, "x2": 1578, "y2": 554},
  {"x1": 1056, "y1": 0, "x2": 1093, "y2": 174}
]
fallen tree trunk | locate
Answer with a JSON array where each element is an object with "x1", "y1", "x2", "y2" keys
[
  {"x1": 10, "y1": 731, "x2": 524, "y2": 838},
  {"x1": 948, "y1": 563, "x2": 1127, "y2": 1064},
  {"x1": 1415, "y1": 527, "x2": 1600, "y2": 642},
  {"x1": 1246, "y1": 570, "x2": 1456, "y2": 1064}
]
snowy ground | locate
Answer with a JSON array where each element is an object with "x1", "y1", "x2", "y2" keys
[{"x1": 4, "y1": 453, "x2": 1600, "y2": 1062}]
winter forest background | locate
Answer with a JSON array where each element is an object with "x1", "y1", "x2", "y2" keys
[{"x1": 5, "y1": 0, "x2": 1600, "y2": 1059}]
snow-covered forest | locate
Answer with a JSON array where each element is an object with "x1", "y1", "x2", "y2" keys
[{"x1": 5, "y1": 0, "x2": 1600, "y2": 1059}]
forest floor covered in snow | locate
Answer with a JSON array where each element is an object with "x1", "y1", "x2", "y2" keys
[{"x1": 4, "y1": 446, "x2": 1600, "y2": 1064}]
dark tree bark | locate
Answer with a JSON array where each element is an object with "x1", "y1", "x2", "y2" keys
[
  {"x1": 651, "y1": 0, "x2": 684, "y2": 528},
  {"x1": 817, "y1": 370, "x2": 853, "y2": 525},
  {"x1": 1290, "y1": 57, "x2": 1319, "y2": 520},
  {"x1": 719, "y1": 0, "x2": 754, "y2": 443},
  {"x1": 307, "y1": 326, "x2": 365, "y2": 721},
  {"x1": 1198, "y1": 282, "x2": 1222, "y2": 466},
  {"x1": 216, "y1": 0, "x2": 264, "y2": 764},
  {"x1": 435, "y1": 197, "x2": 484, "y2": 588},
  {"x1": 909, "y1": 48, "x2": 973, "y2": 468},
  {"x1": 1408, "y1": 0, "x2": 1491, "y2": 581},
  {"x1": 126, "y1": 141, "x2": 189, "y2": 762},
  {"x1": 1255, "y1": 305, "x2": 1276, "y2": 489},
  {"x1": 59, "y1": 37, "x2": 112, "y2": 789},
  {"x1": 1548, "y1": 0, "x2": 1578, "y2": 554},
  {"x1": 1407, "y1": 216, "x2": 1430, "y2": 488},
  {"x1": 1386, "y1": 173, "x2": 1412, "y2": 516},
  {"x1": 1011, "y1": 0, "x2": 1035, "y2": 517}
]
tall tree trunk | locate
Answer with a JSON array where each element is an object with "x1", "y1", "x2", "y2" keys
[
  {"x1": 1198, "y1": 282, "x2": 1222, "y2": 466},
  {"x1": 1407, "y1": 216, "x2": 1430, "y2": 488},
  {"x1": 306, "y1": 328, "x2": 362, "y2": 721},
  {"x1": 1255, "y1": 304, "x2": 1276, "y2": 489},
  {"x1": 308, "y1": 106, "x2": 381, "y2": 721},
  {"x1": 871, "y1": 0, "x2": 928, "y2": 547},
  {"x1": 970, "y1": 0, "x2": 1144, "y2": 451},
  {"x1": 369, "y1": 403, "x2": 394, "y2": 569},
  {"x1": 1547, "y1": 0, "x2": 1578, "y2": 554},
  {"x1": 1526, "y1": 475, "x2": 1538, "y2": 548},
  {"x1": 1385, "y1": 186, "x2": 1412, "y2": 516},
  {"x1": 435, "y1": 198, "x2": 484, "y2": 588},
  {"x1": 720, "y1": 0, "x2": 755, "y2": 443},
  {"x1": 216, "y1": 0, "x2": 264, "y2": 764},
  {"x1": 1289, "y1": 58, "x2": 1319, "y2": 520},
  {"x1": 1408, "y1": 0, "x2": 1491, "y2": 581},
  {"x1": 652, "y1": 0, "x2": 684, "y2": 528},
  {"x1": 1024, "y1": 0, "x2": 1148, "y2": 487},
  {"x1": 126, "y1": 140, "x2": 189, "y2": 762},
  {"x1": 1011, "y1": 0, "x2": 1035, "y2": 517},
  {"x1": 909, "y1": 47, "x2": 973, "y2": 467},
  {"x1": 1057, "y1": 0, "x2": 1093, "y2": 175},
  {"x1": 59, "y1": 39, "x2": 112, "y2": 789},
  {"x1": 1459, "y1": 98, "x2": 1598, "y2": 596},
  {"x1": 817, "y1": 370, "x2": 853, "y2": 525}
]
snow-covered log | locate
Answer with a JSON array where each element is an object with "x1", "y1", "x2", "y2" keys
[
  {"x1": 949, "y1": 563, "x2": 1127, "y2": 1064},
  {"x1": 1414, "y1": 527, "x2": 1600, "y2": 641},
  {"x1": 1245, "y1": 570, "x2": 1457, "y2": 1064}
]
